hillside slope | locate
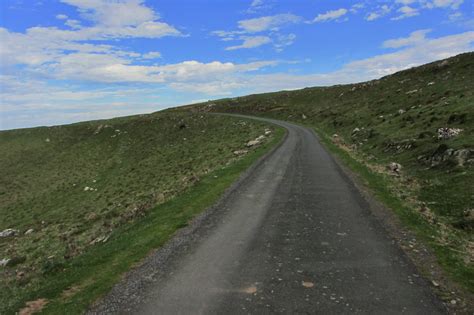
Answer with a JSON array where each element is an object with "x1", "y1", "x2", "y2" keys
[
  {"x1": 191, "y1": 52, "x2": 474, "y2": 291},
  {"x1": 0, "y1": 111, "x2": 280, "y2": 313}
]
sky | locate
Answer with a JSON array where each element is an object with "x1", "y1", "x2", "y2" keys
[{"x1": 0, "y1": 0, "x2": 473, "y2": 130}]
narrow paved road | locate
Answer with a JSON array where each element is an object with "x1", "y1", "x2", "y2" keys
[{"x1": 90, "y1": 116, "x2": 445, "y2": 314}]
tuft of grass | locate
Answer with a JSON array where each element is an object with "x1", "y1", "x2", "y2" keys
[{"x1": 0, "y1": 111, "x2": 284, "y2": 314}]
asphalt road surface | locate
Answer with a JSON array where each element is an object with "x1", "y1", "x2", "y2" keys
[{"x1": 90, "y1": 116, "x2": 445, "y2": 314}]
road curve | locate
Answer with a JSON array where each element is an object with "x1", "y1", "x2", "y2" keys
[{"x1": 89, "y1": 115, "x2": 445, "y2": 314}]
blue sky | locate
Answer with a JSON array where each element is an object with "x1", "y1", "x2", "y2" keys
[{"x1": 0, "y1": 0, "x2": 473, "y2": 130}]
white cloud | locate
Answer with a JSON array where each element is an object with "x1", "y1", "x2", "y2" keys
[
  {"x1": 382, "y1": 29, "x2": 431, "y2": 48},
  {"x1": 92, "y1": 21, "x2": 181, "y2": 39},
  {"x1": 217, "y1": 31, "x2": 296, "y2": 52},
  {"x1": 247, "y1": 0, "x2": 272, "y2": 13},
  {"x1": 0, "y1": 5, "x2": 278, "y2": 85},
  {"x1": 56, "y1": 14, "x2": 68, "y2": 20},
  {"x1": 366, "y1": 5, "x2": 391, "y2": 21},
  {"x1": 155, "y1": 60, "x2": 236, "y2": 82},
  {"x1": 58, "y1": 30, "x2": 472, "y2": 95},
  {"x1": 0, "y1": 75, "x2": 164, "y2": 129},
  {"x1": 0, "y1": 57, "x2": 281, "y2": 129},
  {"x1": 366, "y1": 13, "x2": 381, "y2": 21},
  {"x1": 55, "y1": 0, "x2": 181, "y2": 39},
  {"x1": 312, "y1": 8, "x2": 348, "y2": 23},
  {"x1": 42, "y1": 53, "x2": 155, "y2": 82},
  {"x1": 142, "y1": 51, "x2": 162, "y2": 59},
  {"x1": 274, "y1": 33, "x2": 296, "y2": 52},
  {"x1": 392, "y1": 5, "x2": 419, "y2": 20},
  {"x1": 448, "y1": 11, "x2": 463, "y2": 21},
  {"x1": 395, "y1": 0, "x2": 415, "y2": 4},
  {"x1": 65, "y1": 19, "x2": 82, "y2": 29},
  {"x1": 0, "y1": 0, "x2": 181, "y2": 69},
  {"x1": 60, "y1": 0, "x2": 156, "y2": 27},
  {"x1": 213, "y1": 14, "x2": 300, "y2": 51},
  {"x1": 211, "y1": 30, "x2": 245, "y2": 40},
  {"x1": 0, "y1": 27, "x2": 121, "y2": 67},
  {"x1": 424, "y1": 0, "x2": 464, "y2": 9},
  {"x1": 396, "y1": 0, "x2": 463, "y2": 8},
  {"x1": 250, "y1": 0, "x2": 263, "y2": 8},
  {"x1": 238, "y1": 14, "x2": 301, "y2": 32},
  {"x1": 225, "y1": 36, "x2": 272, "y2": 50},
  {"x1": 183, "y1": 31, "x2": 474, "y2": 96},
  {"x1": 391, "y1": 0, "x2": 463, "y2": 20},
  {"x1": 0, "y1": 77, "x2": 116, "y2": 105},
  {"x1": 342, "y1": 31, "x2": 474, "y2": 77},
  {"x1": 37, "y1": 53, "x2": 278, "y2": 83},
  {"x1": 350, "y1": 3, "x2": 365, "y2": 13},
  {"x1": 367, "y1": 0, "x2": 464, "y2": 22}
]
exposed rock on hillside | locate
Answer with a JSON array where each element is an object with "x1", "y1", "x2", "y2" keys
[
  {"x1": 418, "y1": 145, "x2": 473, "y2": 167},
  {"x1": 246, "y1": 140, "x2": 260, "y2": 147},
  {"x1": 246, "y1": 134, "x2": 266, "y2": 147},
  {"x1": 94, "y1": 124, "x2": 112, "y2": 134},
  {"x1": 0, "y1": 229, "x2": 19, "y2": 238},
  {"x1": 387, "y1": 162, "x2": 402, "y2": 174},
  {"x1": 0, "y1": 258, "x2": 10, "y2": 267},
  {"x1": 24, "y1": 229, "x2": 34, "y2": 235},
  {"x1": 233, "y1": 150, "x2": 248, "y2": 156},
  {"x1": 437, "y1": 127, "x2": 463, "y2": 140},
  {"x1": 384, "y1": 139, "x2": 416, "y2": 153}
]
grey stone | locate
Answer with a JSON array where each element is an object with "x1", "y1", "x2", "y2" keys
[{"x1": 0, "y1": 228, "x2": 19, "y2": 238}]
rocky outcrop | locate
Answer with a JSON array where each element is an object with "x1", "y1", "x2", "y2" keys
[
  {"x1": 437, "y1": 127, "x2": 463, "y2": 140},
  {"x1": 418, "y1": 145, "x2": 473, "y2": 167},
  {"x1": 383, "y1": 139, "x2": 416, "y2": 153},
  {"x1": 246, "y1": 134, "x2": 267, "y2": 147},
  {"x1": 90, "y1": 235, "x2": 110, "y2": 245},
  {"x1": 453, "y1": 209, "x2": 474, "y2": 230},
  {"x1": 387, "y1": 162, "x2": 402, "y2": 174},
  {"x1": 463, "y1": 209, "x2": 474, "y2": 222},
  {"x1": 0, "y1": 258, "x2": 10, "y2": 267},
  {"x1": 246, "y1": 140, "x2": 260, "y2": 147},
  {"x1": 24, "y1": 229, "x2": 34, "y2": 235},
  {"x1": 454, "y1": 149, "x2": 473, "y2": 167},
  {"x1": 2, "y1": 256, "x2": 26, "y2": 267},
  {"x1": 0, "y1": 229, "x2": 19, "y2": 238},
  {"x1": 233, "y1": 150, "x2": 248, "y2": 156}
]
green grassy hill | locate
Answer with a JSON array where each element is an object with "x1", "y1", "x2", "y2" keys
[
  {"x1": 191, "y1": 52, "x2": 474, "y2": 291},
  {"x1": 1, "y1": 52, "x2": 472, "y2": 313},
  {"x1": 0, "y1": 111, "x2": 282, "y2": 313}
]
